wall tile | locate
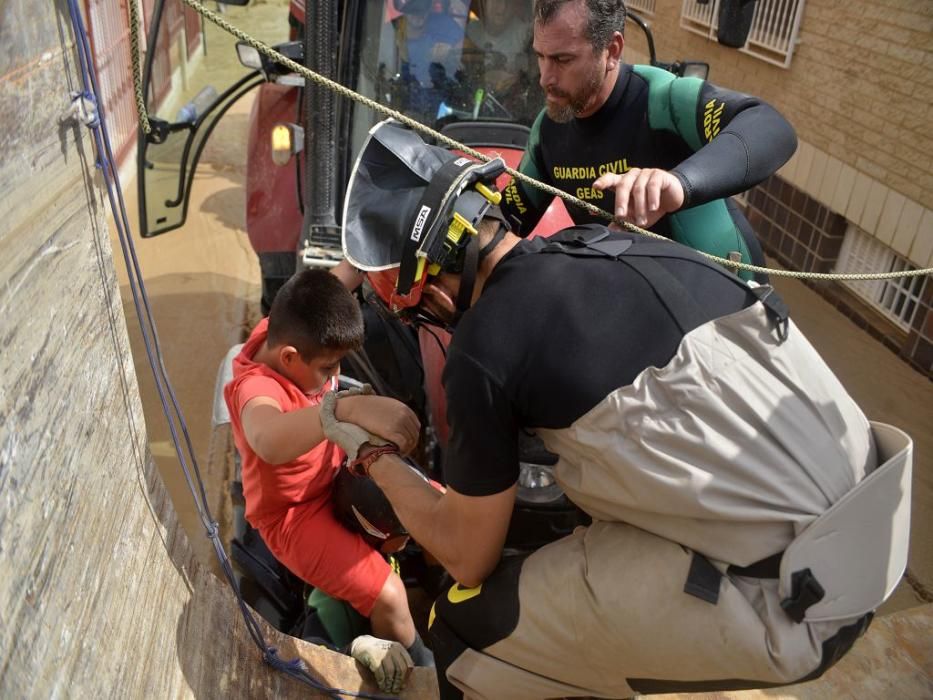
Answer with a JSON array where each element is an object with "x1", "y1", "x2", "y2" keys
[
  {"x1": 807, "y1": 149, "x2": 829, "y2": 201},
  {"x1": 795, "y1": 142, "x2": 815, "y2": 194},
  {"x1": 846, "y1": 171, "x2": 873, "y2": 223},
  {"x1": 780, "y1": 147, "x2": 800, "y2": 187},
  {"x1": 876, "y1": 190, "x2": 907, "y2": 246},
  {"x1": 891, "y1": 199, "x2": 924, "y2": 259},
  {"x1": 831, "y1": 163, "x2": 857, "y2": 215},
  {"x1": 859, "y1": 179, "x2": 889, "y2": 234},
  {"x1": 820, "y1": 156, "x2": 844, "y2": 208},
  {"x1": 776, "y1": 206, "x2": 789, "y2": 231},
  {"x1": 909, "y1": 208, "x2": 933, "y2": 268}
]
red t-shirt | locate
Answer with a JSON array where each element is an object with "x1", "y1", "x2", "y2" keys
[{"x1": 224, "y1": 318, "x2": 345, "y2": 529}]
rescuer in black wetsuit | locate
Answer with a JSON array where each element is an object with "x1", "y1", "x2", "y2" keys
[{"x1": 500, "y1": 0, "x2": 797, "y2": 280}]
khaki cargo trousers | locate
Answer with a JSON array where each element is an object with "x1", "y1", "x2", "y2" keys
[{"x1": 429, "y1": 520, "x2": 869, "y2": 699}]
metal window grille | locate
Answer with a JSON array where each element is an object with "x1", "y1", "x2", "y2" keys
[
  {"x1": 86, "y1": 0, "x2": 137, "y2": 164},
  {"x1": 680, "y1": 0, "x2": 805, "y2": 68},
  {"x1": 626, "y1": 0, "x2": 657, "y2": 15},
  {"x1": 836, "y1": 225, "x2": 929, "y2": 331}
]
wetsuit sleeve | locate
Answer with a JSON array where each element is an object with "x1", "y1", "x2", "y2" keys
[
  {"x1": 500, "y1": 111, "x2": 554, "y2": 237},
  {"x1": 670, "y1": 82, "x2": 797, "y2": 208},
  {"x1": 441, "y1": 348, "x2": 520, "y2": 496}
]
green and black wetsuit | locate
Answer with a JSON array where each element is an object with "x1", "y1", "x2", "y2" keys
[{"x1": 500, "y1": 65, "x2": 797, "y2": 280}]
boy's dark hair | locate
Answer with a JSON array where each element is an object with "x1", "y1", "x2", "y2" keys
[
  {"x1": 267, "y1": 268, "x2": 364, "y2": 360},
  {"x1": 533, "y1": 0, "x2": 627, "y2": 53}
]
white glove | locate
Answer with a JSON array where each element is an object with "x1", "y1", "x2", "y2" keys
[
  {"x1": 320, "y1": 386, "x2": 388, "y2": 461},
  {"x1": 349, "y1": 634, "x2": 413, "y2": 694}
]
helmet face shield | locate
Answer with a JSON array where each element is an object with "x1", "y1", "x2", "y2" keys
[{"x1": 342, "y1": 120, "x2": 504, "y2": 313}]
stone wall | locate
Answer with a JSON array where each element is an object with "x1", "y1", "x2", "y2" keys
[{"x1": 0, "y1": 2, "x2": 437, "y2": 697}]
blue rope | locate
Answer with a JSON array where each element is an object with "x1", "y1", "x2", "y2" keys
[{"x1": 64, "y1": 3, "x2": 404, "y2": 698}]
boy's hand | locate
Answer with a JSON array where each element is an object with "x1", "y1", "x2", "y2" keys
[
  {"x1": 337, "y1": 395, "x2": 421, "y2": 455},
  {"x1": 349, "y1": 635, "x2": 413, "y2": 694}
]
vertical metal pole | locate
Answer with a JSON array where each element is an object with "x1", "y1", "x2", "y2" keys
[{"x1": 302, "y1": 0, "x2": 341, "y2": 254}]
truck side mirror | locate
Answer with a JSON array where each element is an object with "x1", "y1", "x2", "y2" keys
[{"x1": 717, "y1": 0, "x2": 758, "y2": 48}]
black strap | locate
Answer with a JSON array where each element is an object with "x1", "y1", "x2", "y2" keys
[
  {"x1": 781, "y1": 568, "x2": 826, "y2": 623},
  {"x1": 751, "y1": 285, "x2": 790, "y2": 340},
  {"x1": 727, "y1": 551, "x2": 782, "y2": 579},
  {"x1": 454, "y1": 235, "x2": 480, "y2": 320},
  {"x1": 684, "y1": 552, "x2": 722, "y2": 605},
  {"x1": 478, "y1": 221, "x2": 508, "y2": 260},
  {"x1": 578, "y1": 233, "x2": 634, "y2": 259},
  {"x1": 397, "y1": 159, "x2": 475, "y2": 295},
  {"x1": 542, "y1": 228, "x2": 708, "y2": 334},
  {"x1": 542, "y1": 226, "x2": 792, "y2": 338},
  {"x1": 617, "y1": 256, "x2": 709, "y2": 335}
]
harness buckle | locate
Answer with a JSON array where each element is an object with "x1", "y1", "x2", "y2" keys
[{"x1": 780, "y1": 568, "x2": 826, "y2": 623}]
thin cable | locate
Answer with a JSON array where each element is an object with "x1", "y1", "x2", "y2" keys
[{"x1": 66, "y1": 3, "x2": 407, "y2": 698}]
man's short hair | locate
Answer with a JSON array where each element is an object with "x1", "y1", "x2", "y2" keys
[
  {"x1": 267, "y1": 268, "x2": 364, "y2": 360},
  {"x1": 534, "y1": 0, "x2": 627, "y2": 53}
]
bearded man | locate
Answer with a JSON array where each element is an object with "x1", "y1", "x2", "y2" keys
[{"x1": 501, "y1": 0, "x2": 796, "y2": 281}]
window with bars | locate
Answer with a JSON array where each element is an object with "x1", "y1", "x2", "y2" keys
[
  {"x1": 836, "y1": 226, "x2": 929, "y2": 332},
  {"x1": 680, "y1": 0, "x2": 805, "y2": 68},
  {"x1": 626, "y1": 0, "x2": 657, "y2": 15}
]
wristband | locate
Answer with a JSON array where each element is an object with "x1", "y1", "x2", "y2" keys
[{"x1": 349, "y1": 444, "x2": 400, "y2": 477}]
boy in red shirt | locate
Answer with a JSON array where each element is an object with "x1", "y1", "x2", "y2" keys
[{"x1": 224, "y1": 268, "x2": 432, "y2": 688}]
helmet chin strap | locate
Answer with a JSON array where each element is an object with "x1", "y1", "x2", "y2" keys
[{"x1": 452, "y1": 219, "x2": 509, "y2": 324}]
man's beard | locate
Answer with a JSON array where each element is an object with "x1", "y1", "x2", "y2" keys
[{"x1": 545, "y1": 60, "x2": 606, "y2": 123}]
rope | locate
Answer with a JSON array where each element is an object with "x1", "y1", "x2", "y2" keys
[
  {"x1": 130, "y1": 0, "x2": 933, "y2": 281},
  {"x1": 128, "y1": 0, "x2": 150, "y2": 135},
  {"x1": 130, "y1": 0, "x2": 932, "y2": 282}
]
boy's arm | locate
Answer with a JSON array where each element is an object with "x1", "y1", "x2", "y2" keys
[
  {"x1": 240, "y1": 397, "x2": 328, "y2": 465},
  {"x1": 240, "y1": 394, "x2": 420, "y2": 465}
]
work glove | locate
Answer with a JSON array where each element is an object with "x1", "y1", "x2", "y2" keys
[
  {"x1": 320, "y1": 385, "x2": 389, "y2": 462},
  {"x1": 349, "y1": 634, "x2": 413, "y2": 695}
]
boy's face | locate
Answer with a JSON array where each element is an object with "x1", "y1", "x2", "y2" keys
[{"x1": 281, "y1": 347, "x2": 346, "y2": 395}]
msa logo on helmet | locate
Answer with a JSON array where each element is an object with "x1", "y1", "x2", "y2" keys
[
  {"x1": 410, "y1": 205, "x2": 432, "y2": 243},
  {"x1": 453, "y1": 157, "x2": 471, "y2": 167}
]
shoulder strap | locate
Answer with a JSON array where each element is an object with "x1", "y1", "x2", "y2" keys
[
  {"x1": 616, "y1": 256, "x2": 707, "y2": 334},
  {"x1": 539, "y1": 225, "x2": 790, "y2": 337},
  {"x1": 542, "y1": 226, "x2": 704, "y2": 333}
]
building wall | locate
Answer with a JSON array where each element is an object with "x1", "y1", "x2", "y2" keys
[
  {"x1": 0, "y1": 2, "x2": 442, "y2": 697},
  {"x1": 625, "y1": 0, "x2": 932, "y2": 374}
]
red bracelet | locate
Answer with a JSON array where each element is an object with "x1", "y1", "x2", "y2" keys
[{"x1": 349, "y1": 444, "x2": 400, "y2": 477}]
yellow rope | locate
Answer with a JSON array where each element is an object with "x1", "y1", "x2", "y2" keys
[
  {"x1": 130, "y1": 0, "x2": 932, "y2": 283},
  {"x1": 128, "y1": 0, "x2": 151, "y2": 136}
]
